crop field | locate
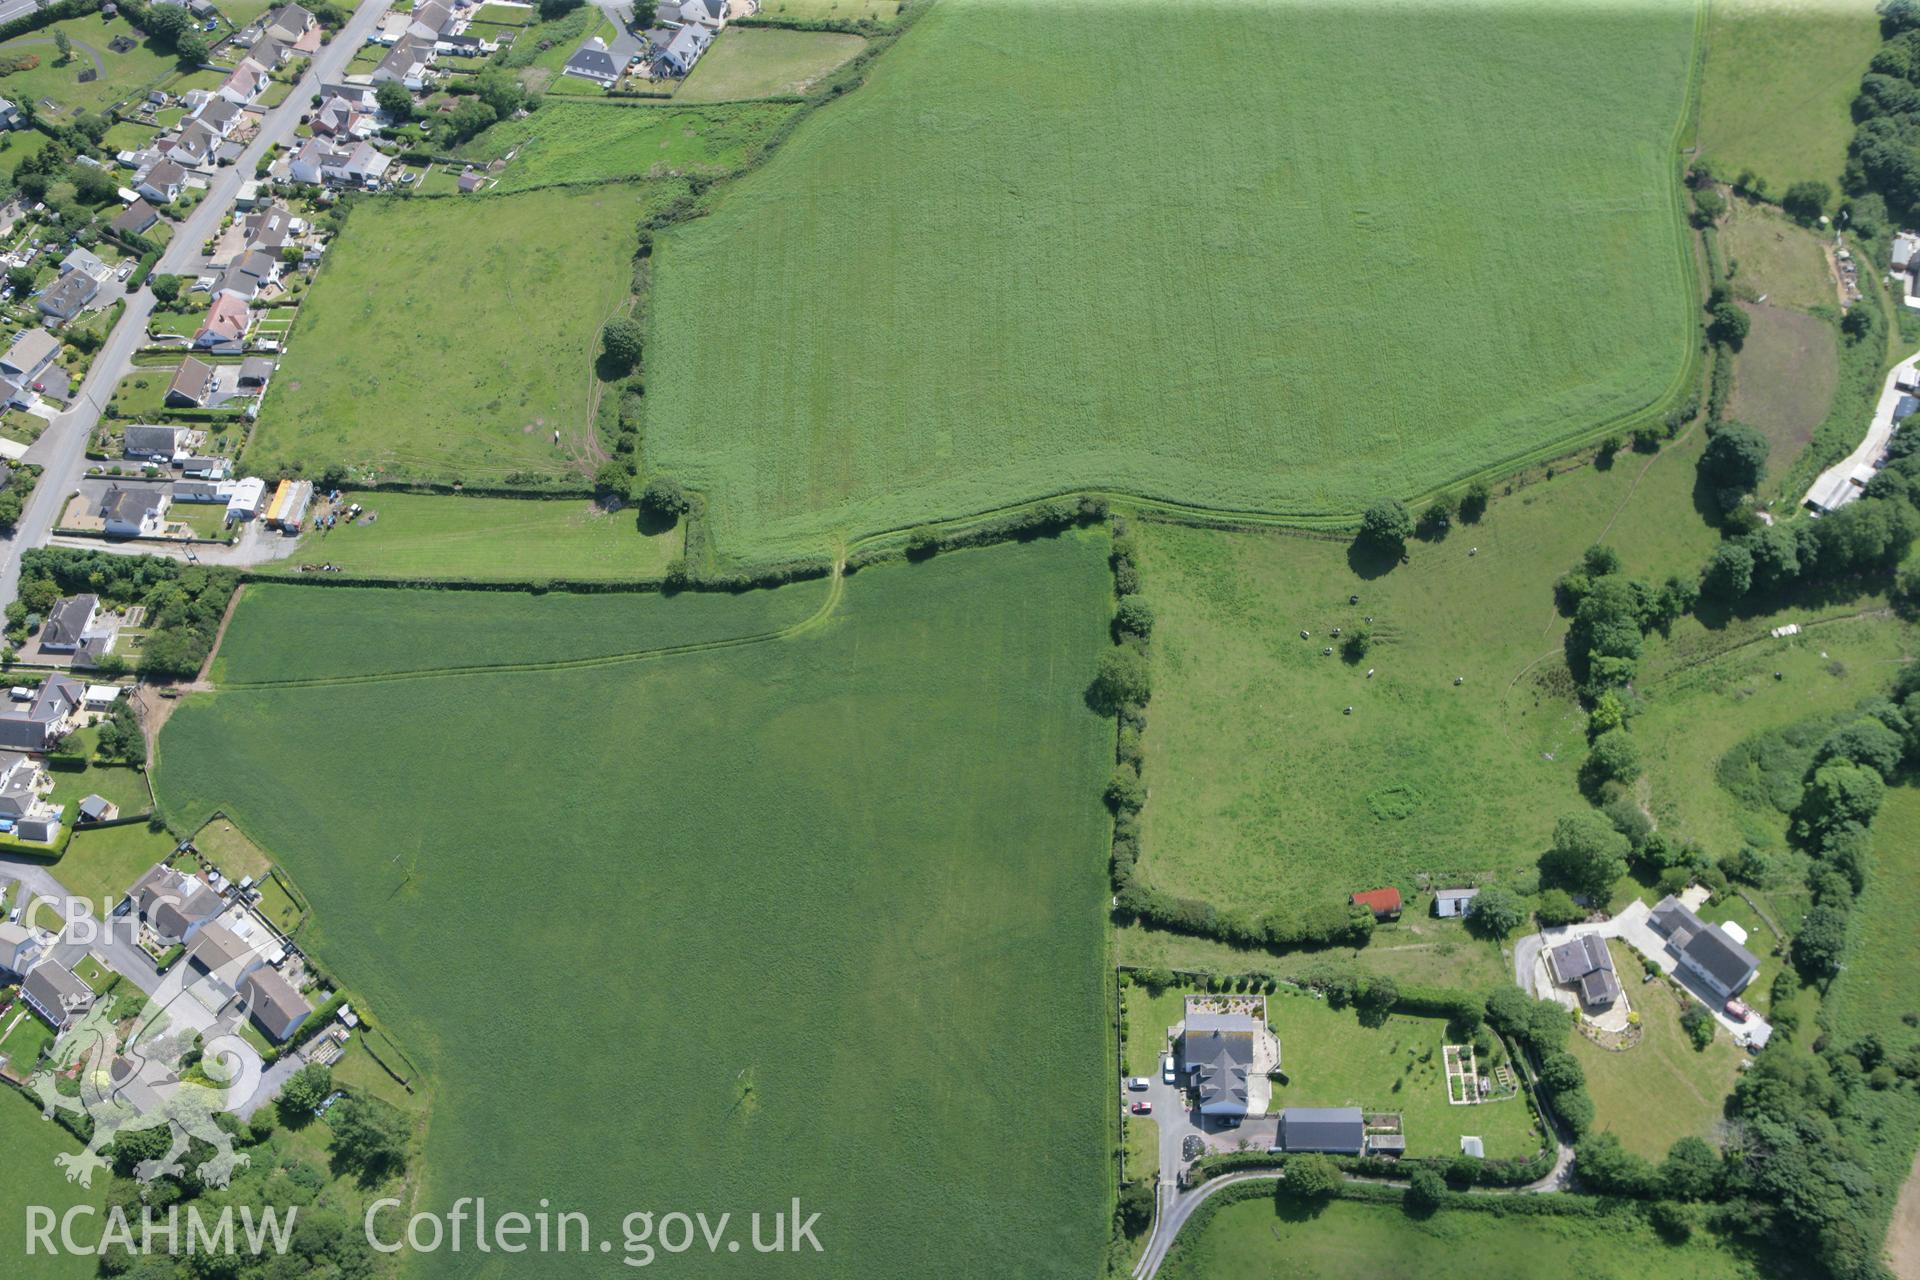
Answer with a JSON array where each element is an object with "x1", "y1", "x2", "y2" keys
[
  {"x1": 0, "y1": 1087, "x2": 106, "y2": 1279},
  {"x1": 645, "y1": 0, "x2": 1699, "y2": 563},
  {"x1": 454, "y1": 100, "x2": 796, "y2": 191},
  {"x1": 1697, "y1": 0, "x2": 1881, "y2": 191},
  {"x1": 247, "y1": 184, "x2": 671, "y2": 485},
  {"x1": 0, "y1": 15, "x2": 176, "y2": 119},
  {"x1": 279, "y1": 490, "x2": 680, "y2": 581},
  {"x1": 1131, "y1": 424, "x2": 1725, "y2": 916},
  {"x1": 1164, "y1": 1196, "x2": 1765, "y2": 1280},
  {"x1": 675, "y1": 28, "x2": 867, "y2": 102},
  {"x1": 212, "y1": 574, "x2": 831, "y2": 683},
  {"x1": 155, "y1": 537, "x2": 1114, "y2": 1279}
]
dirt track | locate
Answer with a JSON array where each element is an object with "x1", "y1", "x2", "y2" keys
[{"x1": 1891, "y1": 1150, "x2": 1920, "y2": 1280}]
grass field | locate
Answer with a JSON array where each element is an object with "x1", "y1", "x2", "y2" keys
[
  {"x1": 646, "y1": 0, "x2": 1699, "y2": 563},
  {"x1": 1165, "y1": 1196, "x2": 1765, "y2": 1280},
  {"x1": 454, "y1": 100, "x2": 796, "y2": 191},
  {"x1": 751, "y1": 0, "x2": 898, "y2": 20},
  {"x1": 212, "y1": 573, "x2": 830, "y2": 683},
  {"x1": 1729, "y1": 304, "x2": 1838, "y2": 477},
  {"x1": 1721, "y1": 197, "x2": 1837, "y2": 312},
  {"x1": 0, "y1": 1087, "x2": 105, "y2": 1279},
  {"x1": 155, "y1": 536, "x2": 1114, "y2": 1279},
  {"x1": 1118, "y1": 919, "x2": 1515, "y2": 995},
  {"x1": 248, "y1": 184, "x2": 669, "y2": 484},
  {"x1": 278, "y1": 490, "x2": 680, "y2": 581},
  {"x1": 0, "y1": 14, "x2": 177, "y2": 119},
  {"x1": 1697, "y1": 0, "x2": 1881, "y2": 191},
  {"x1": 55, "y1": 822, "x2": 176, "y2": 918},
  {"x1": 675, "y1": 28, "x2": 866, "y2": 102},
  {"x1": 1570, "y1": 942, "x2": 1741, "y2": 1161}
]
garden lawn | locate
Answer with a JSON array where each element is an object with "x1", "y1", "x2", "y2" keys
[
  {"x1": 1164, "y1": 1195, "x2": 1764, "y2": 1280},
  {"x1": 247, "y1": 184, "x2": 672, "y2": 484},
  {"x1": 0, "y1": 15, "x2": 177, "y2": 119},
  {"x1": 211, "y1": 572, "x2": 829, "y2": 683},
  {"x1": 278, "y1": 490, "x2": 680, "y2": 581},
  {"x1": 1697, "y1": 0, "x2": 1881, "y2": 191},
  {"x1": 53, "y1": 821, "x2": 178, "y2": 919},
  {"x1": 1570, "y1": 942, "x2": 1742, "y2": 1161},
  {"x1": 0, "y1": 1086, "x2": 105, "y2": 1279},
  {"x1": 154, "y1": 536, "x2": 1115, "y2": 1280},
  {"x1": 646, "y1": 0, "x2": 1700, "y2": 563},
  {"x1": 474, "y1": 1, "x2": 532, "y2": 23},
  {"x1": 674, "y1": 28, "x2": 865, "y2": 102},
  {"x1": 1259, "y1": 987, "x2": 1542, "y2": 1161},
  {"x1": 1132, "y1": 425, "x2": 1725, "y2": 917},
  {"x1": 453, "y1": 100, "x2": 794, "y2": 191}
]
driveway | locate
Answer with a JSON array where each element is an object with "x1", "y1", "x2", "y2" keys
[{"x1": 1803, "y1": 351, "x2": 1920, "y2": 513}]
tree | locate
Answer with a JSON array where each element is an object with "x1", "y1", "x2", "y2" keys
[
  {"x1": 1460, "y1": 478, "x2": 1490, "y2": 523},
  {"x1": 1417, "y1": 492, "x2": 1456, "y2": 539},
  {"x1": 1794, "y1": 902, "x2": 1851, "y2": 979},
  {"x1": 53, "y1": 30, "x2": 70, "y2": 64},
  {"x1": 1406, "y1": 1166, "x2": 1446, "y2": 1213},
  {"x1": 474, "y1": 67, "x2": 526, "y2": 119},
  {"x1": 1116, "y1": 1182, "x2": 1153, "y2": 1236},
  {"x1": 601, "y1": 316, "x2": 643, "y2": 371},
  {"x1": 539, "y1": 0, "x2": 583, "y2": 16},
  {"x1": 1680, "y1": 1002, "x2": 1716, "y2": 1050},
  {"x1": 1708, "y1": 301, "x2": 1750, "y2": 349},
  {"x1": 1534, "y1": 888, "x2": 1583, "y2": 926},
  {"x1": 1817, "y1": 716, "x2": 1904, "y2": 781},
  {"x1": 278, "y1": 1063, "x2": 333, "y2": 1123},
  {"x1": 1540, "y1": 811, "x2": 1629, "y2": 902},
  {"x1": 1582, "y1": 728, "x2": 1641, "y2": 790},
  {"x1": 1700, "y1": 423, "x2": 1769, "y2": 515},
  {"x1": 445, "y1": 97, "x2": 497, "y2": 143},
  {"x1": 145, "y1": 5, "x2": 192, "y2": 43},
  {"x1": 1701, "y1": 541, "x2": 1754, "y2": 600},
  {"x1": 1781, "y1": 180, "x2": 1832, "y2": 225},
  {"x1": 1089, "y1": 646, "x2": 1151, "y2": 714},
  {"x1": 1588, "y1": 689, "x2": 1626, "y2": 737},
  {"x1": 1661, "y1": 1135, "x2": 1721, "y2": 1200},
  {"x1": 1464, "y1": 885, "x2": 1524, "y2": 938},
  {"x1": 327, "y1": 1093, "x2": 410, "y2": 1181},
  {"x1": 1797, "y1": 760, "x2": 1886, "y2": 841},
  {"x1": 1340, "y1": 624, "x2": 1371, "y2": 662},
  {"x1": 1357, "y1": 498, "x2": 1412, "y2": 551},
  {"x1": 1281, "y1": 1153, "x2": 1340, "y2": 1199},
  {"x1": 374, "y1": 79, "x2": 412, "y2": 122},
  {"x1": 639, "y1": 475, "x2": 690, "y2": 523},
  {"x1": 175, "y1": 30, "x2": 211, "y2": 66},
  {"x1": 1484, "y1": 984, "x2": 1532, "y2": 1037},
  {"x1": 1536, "y1": 1049, "x2": 1585, "y2": 1093},
  {"x1": 71, "y1": 164, "x2": 117, "y2": 206},
  {"x1": 1114, "y1": 595, "x2": 1154, "y2": 640},
  {"x1": 594, "y1": 460, "x2": 634, "y2": 500},
  {"x1": 1574, "y1": 1133, "x2": 1655, "y2": 1196},
  {"x1": 149, "y1": 274, "x2": 182, "y2": 304}
]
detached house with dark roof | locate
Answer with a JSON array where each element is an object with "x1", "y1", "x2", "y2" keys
[
  {"x1": 240, "y1": 966, "x2": 313, "y2": 1041},
  {"x1": 1546, "y1": 932, "x2": 1620, "y2": 1009},
  {"x1": 38, "y1": 594, "x2": 98, "y2": 652},
  {"x1": 166, "y1": 355, "x2": 218, "y2": 408},
  {"x1": 38, "y1": 271, "x2": 98, "y2": 321},
  {"x1": 563, "y1": 37, "x2": 619, "y2": 87},
  {"x1": 129, "y1": 863, "x2": 224, "y2": 945},
  {"x1": 1649, "y1": 896, "x2": 1760, "y2": 1000},
  {"x1": 22, "y1": 959, "x2": 93, "y2": 1030},
  {"x1": 0, "y1": 674, "x2": 82, "y2": 752}
]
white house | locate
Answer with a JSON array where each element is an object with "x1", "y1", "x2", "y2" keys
[
  {"x1": 100, "y1": 486, "x2": 171, "y2": 537},
  {"x1": 218, "y1": 58, "x2": 271, "y2": 106},
  {"x1": 1648, "y1": 895, "x2": 1760, "y2": 1000}
]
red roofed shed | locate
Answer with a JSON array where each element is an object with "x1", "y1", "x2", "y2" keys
[{"x1": 1350, "y1": 888, "x2": 1402, "y2": 921}]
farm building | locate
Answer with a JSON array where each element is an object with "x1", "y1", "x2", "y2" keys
[
  {"x1": 1350, "y1": 887, "x2": 1401, "y2": 921},
  {"x1": 1546, "y1": 933, "x2": 1620, "y2": 1009},
  {"x1": 227, "y1": 477, "x2": 268, "y2": 522},
  {"x1": 1276, "y1": 1107, "x2": 1366, "y2": 1155},
  {"x1": 1433, "y1": 887, "x2": 1479, "y2": 918},
  {"x1": 1648, "y1": 896, "x2": 1759, "y2": 999},
  {"x1": 265, "y1": 478, "x2": 314, "y2": 532}
]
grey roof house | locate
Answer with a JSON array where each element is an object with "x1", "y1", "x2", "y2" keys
[
  {"x1": 130, "y1": 863, "x2": 224, "y2": 944},
  {"x1": 1180, "y1": 1008, "x2": 1258, "y2": 1118},
  {"x1": 1649, "y1": 896, "x2": 1760, "y2": 1000},
  {"x1": 1546, "y1": 933, "x2": 1620, "y2": 1009},
  {"x1": 0, "y1": 674, "x2": 82, "y2": 752},
  {"x1": 1277, "y1": 1106, "x2": 1366, "y2": 1155},
  {"x1": 39, "y1": 271, "x2": 99, "y2": 321},
  {"x1": 240, "y1": 966, "x2": 313, "y2": 1041},
  {"x1": 124, "y1": 423, "x2": 186, "y2": 460},
  {"x1": 38, "y1": 594, "x2": 98, "y2": 652},
  {"x1": 563, "y1": 37, "x2": 619, "y2": 86},
  {"x1": 22, "y1": 959, "x2": 93, "y2": 1030}
]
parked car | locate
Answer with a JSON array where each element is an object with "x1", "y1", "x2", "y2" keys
[
  {"x1": 115, "y1": 261, "x2": 133, "y2": 282},
  {"x1": 1125, "y1": 1077, "x2": 1149, "y2": 1092},
  {"x1": 1129, "y1": 1100, "x2": 1152, "y2": 1115},
  {"x1": 1161, "y1": 1053, "x2": 1175, "y2": 1084},
  {"x1": 1724, "y1": 998, "x2": 1752, "y2": 1022}
]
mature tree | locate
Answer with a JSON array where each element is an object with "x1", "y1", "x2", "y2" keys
[
  {"x1": 639, "y1": 474, "x2": 690, "y2": 520},
  {"x1": 1680, "y1": 1002, "x2": 1716, "y2": 1050},
  {"x1": 1526, "y1": 998, "x2": 1573, "y2": 1049},
  {"x1": 1536, "y1": 1049, "x2": 1585, "y2": 1093},
  {"x1": 1661, "y1": 1136, "x2": 1721, "y2": 1200},
  {"x1": 1460, "y1": 478, "x2": 1490, "y2": 523},
  {"x1": 1817, "y1": 716, "x2": 1904, "y2": 781},
  {"x1": 144, "y1": 4, "x2": 193, "y2": 42},
  {"x1": 601, "y1": 316, "x2": 643, "y2": 371},
  {"x1": 1793, "y1": 902, "x2": 1850, "y2": 979},
  {"x1": 1700, "y1": 424, "x2": 1770, "y2": 511},
  {"x1": 1582, "y1": 728, "x2": 1641, "y2": 790},
  {"x1": 1417, "y1": 492, "x2": 1456, "y2": 539},
  {"x1": 328, "y1": 1094, "x2": 410, "y2": 1181},
  {"x1": 111, "y1": 1126, "x2": 171, "y2": 1177},
  {"x1": 445, "y1": 97, "x2": 497, "y2": 143},
  {"x1": 1781, "y1": 180, "x2": 1832, "y2": 225},
  {"x1": 473, "y1": 67, "x2": 526, "y2": 119},
  {"x1": 1089, "y1": 646, "x2": 1151, "y2": 713},
  {"x1": 1797, "y1": 760, "x2": 1887, "y2": 841},
  {"x1": 1116, "y1": 1182, "x2": 1153, "y2": 1236},
  {"x1": 1282, "y1": 1153, "x2": 1340, "y2": 1199},
  {"x1": 149, "y1": 274, "x2": 183, "y2": 304},
  {"x1": 1464, "y1": 885, "x2": 1524, "y2": 938},
  {"x1": 374, "y1": 79, "x2": 412, "y2": 122},
  {"x1": 175, "y1": 30, "x2": 211, "y2": 65},
  {"x1": 1575, "y1": 1133, "x2": 1656, "y2": 1196},
  {"x1": 1701, "y1": 541, "x2": 1755, "y2": 600},
  {"x1": 1341, "y1": 624, "x2": 1371, "y2": 662},
  {"x1": 1583, "y1": 544, "x2": 1623, "y2": 577},
  {"x1": 278, "y1": 1063, "x2": 333, "y2": 1123},
  {"x1": 71, "y1": 164, "x2": 117, "y2": 205},
  {"x1": 1540, "y1": 812, "x2": 1630, "y2": 902},
  {"x1": 1483, "y1": 984, "x2": 1532, "y2": 1037},
  {"x1": 1554, "y1": 1087, "x2": 1596, "y2": 1136},
  {"x1": 1406, "y1": 1166, "x2": 1446, "y2": 1213},
  {"x1": 1114, "y1": 595, "x2": 1154, "y2": 640},
  {"x1": 1534, "y1": 887, "x2": 1583, "y2": 926},
  {"x1": 1357, "y1": 498, "x2": 1412, "y2": 551},
  {"x1": 53, "y1": 30, "x2": 71, "y2": 64},
  {"x1": 1709, "y1": 301, "x2": 1751, "y2": 348}
]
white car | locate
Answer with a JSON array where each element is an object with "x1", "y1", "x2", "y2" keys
[
  {"x1": 115, "y1": 261, "x2": 133, "y2": 282},
  {"x1": 1161, "y1": 1053, "x2": 1175, "y2": 1084},
  {"x1": 1125, "y1": 1077, "x2": 1150, "y2": 1092}
]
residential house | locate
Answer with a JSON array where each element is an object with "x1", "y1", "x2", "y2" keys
[
  {"x1": 373, "y1": 37, "x2": 432, "y2": 91},
  {"x1": 195, "y1": 291, "x2": 252, "y2": 351},
  {"x1": 238, "y1": 356, "x2": 274, "y2": 390},
  {"x1": 129, "y1": 864, "x2": 225, "y2": 945},
  {"x1": 60, "y1": 248, "x2": 109, "y2": 282},
  {"x1": 243, "y1": 204, "x2": 300, "y2": 251},
  {"x1": 316, "y1": 141, "x2": 392, "y2": 188},
  {"x1": 38, "y1": 271, "x2": 99, "y2": 322},
  {"x1": 37, "y1": 594, "x2": 98, "y2": 653},
  {"x1": 1349, "y1": 887, "x2": 1402, "y2": 921},
  {"x1": 648, "y1": 22, "x2": 712, "y2": 77},
  {"x1": 1546, "y1": 932, "x2": 1621, "y2": 1009},
  {"x1": 264, "y1": 3, "x2": 315, "y2": 46},
  {"x1": 111, "y1": 199, "x2": 161, "y2": 237},
  {"x1": 1181, "y1": 1007, "x2": 1258, "y2": 1117},
  {"x1": 1276, "y1": 1107, "x2": 1367, "y2": 1156},
  {"x1": 0, "y1": 98, "x2": 20, "y2": 131},
  {"x1": 1894, "y1": 232, "x2": 1920, "y2": 277},
  {"x1": 1648, "y1": 895, "x2": 1760, "y2": 1000},
  {"x1": 183, "y1": 917, "x2": 266, "y2": 995},
  {"x1": 0, "y1": 920, "x2": 40, "y2": 976},
  {"x1": 218, "y1": 59, "x2": 271, "y2": 107},
  {"x1": 407, "y1": 0, "x2": 456, "y2": 41},
  {"x1": 240, "y1": 966, "x2": 313, "y2": 1041},
  {"x1": 21, "y1": 959, "x2": 93, "y2": 1030},
  {"x1": 194, "y1": 96, "x2": 244, "y2": 138},
  {"x1": 0, "y1": 328, "x2": 57, "y2": 387},
  {"x1": 137, "y1": 160, "x2": 187, "y2": 205},
  {"x1": 313, "y1": 94, "x2": 377, "y2": 140},
  {"x1": 124, "y1": 423, "x2": 187, "y2": 461},
  {"x1": 0, "y1": 674, "x2": 82, "y2": 752},
  {"x1": 563, "y1": 37, "x2": 619, "y2": 87},
  {"x1": 166, "y1": 120, "x2": 219, "y2": 169},
  {"x1": 246, "y1": 35, "x2": 289, "y2": 69},
  {"x1": 165, "y1": 355, "x2": 218, "y2": 408},
  {"x1": 236, "y1": 249, "x2": 280, "y2": 288},
  {"x1": 100, "y1": 486, "x2": 171, "y2": 537},
  {"x1": 658, "y1": 0, "x2": 727, "y2": 26},
  {"x1": 1433, "y1": 887, "x2": 1479, "y2": 919},
  {"x1": 0, "y1": 750, "x2": 49, "y2": 826}
]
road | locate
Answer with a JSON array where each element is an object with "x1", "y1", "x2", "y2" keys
[
  {"x1": 1803, "y1": 351, "x2": 1920, "y2": 514},
  {"x1": 0, "y1": 0, "x2": 392, "y2": 610}
]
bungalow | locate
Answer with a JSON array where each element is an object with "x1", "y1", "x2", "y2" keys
[
  {"x1": 243, "y1": 203, "x2": 300, "y2": 251},
  {"x1": 137, "y1": 160, "x2": 187, "y2": 205},
  {"x1": 124, "y1": 423, "x2": 187, "y2": 461},
  {"x1": 1648, "y1": 895, "x2": 1760, "y2": 1000},
  {"x1": 0, "y1": 750, "x2": 50, "y2": 825},
  {"x1": 313, "y1": 94, "x2": 376, "y2": 140},
  {"x1": 1545, "y1": 932, "x2": 1620, "y2": 1009},
  {"x1": 328, "y1": 141, "x2": 392, "y2": 188},
  {"x1": 165, "y1": 355, "x2": 218, "y2": 408},
  {"x1": 236, "y1": 249, "x2": 280, "y2": 287},
  {"x1": 184, "y1": 917, "x2": 267, "y2": 995},
  {"x1": 129, "y1": 863, "x2": 224, "y2": 944},
  {"x1": 38, "y1": 271, "x2": 99, "y2": 322},
  {"x1": 0, "y1": 328, "x2": 58, "y2": 386},
  {"x1": 1181, "y1": 1007, "x2": 1258, "y2": 1117},
  {"x1": 246, "y1": 35, "x2": 289, "y2": 69},
  {"x1": 218, "y1": 58, "x2": 271, "y2": 107},
  {"x1": 37, "y1": 594, "x2": 98, "y2": 653},
  {"x1": 264, "y1": 2, "x2": 315, "y2": 45},
  {"x1": 1276, "y1": 1107, "x2": 1367, "y2": 1156},
  {"x1": 111, "y1": 199, "x2": 161, "y2": 237},
  {"x1": 167, "y1": 120, "x2": 219, "y2": 167},
  {"x1": 60, "y1": 248, "x2": 109, "y2": 282},
  {"x1": 1350, "y1": 887, "x2": 1402, "y2": 922},
  {"x1": 563, "y1": 37, "x2": 619, "y2": 87},
  {"x1": 193, "y1": 96, "x2": 243, "y2": 138},
  {"x1": 21, "y1": 959, "x2": 93, "y2": 1030},
  {"x1": 407, "y1": 0, "x2": 456, "y2": 41},
  {"x1": 1433, "y1": 887, "x2": 1479, "y2": 919},
  {"x1": 373, "y1": 37, "x2": 432, "y2": 91},
  {"x1": 658, "y1": 0, "x2": 727, "y2": 26},
  {"x1": 648, "y1": 22, "x2": 712, "y2": 77},
  {"x1": 0, "y1": 920, "x2": 40, "y2": 977},
  {"x1": 240, "y1": 966, "x2": 313, "y2": 1041},
  {"x1": 195, "y1": 291, "x2": 252, "y2": 351},
  {"x1": 0, "y1": 674, "x2": 82, "y2": 752},
  {"x1": 0, "y1": 98, "x2": 20, "y2": 131},
  {"x1": 101, "y1": 486, "x2": 170, "y2": 537}
]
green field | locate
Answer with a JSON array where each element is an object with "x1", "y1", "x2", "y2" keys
[
  {"x1": 645, "y1": 0, "x2": 1700, "y2": 563},
  {"x1": 1697, "y1": 0, "x2": 1881, "y2": 191},
  {"x1": 675, "y1": 28, "x2": 866, "y2": 102},
  {"x1": 279, "y1": 490, "x2": 680, "y2": 581},
  {"x1": 248, "y1": 184, "x2": 670, "y2": 484},
  {"x1": 454, "y1": 100, "x2": 795, "y2": 192},
  {"x1": 0, "y1": 1087, "x2": 107, "y2": 1279},
  {"x1": 1165, "y1": 1195, "x2": 1764, "y2": 1280},
  {"x1": 155, "y1": 537, "x2": 1113, "y2": 1279},
  {"x1": 0, "y1": 14, "x2": 177, "y2": 119},
  {"x1": 54, "y1": 822, "x2": 176, "y2": 919},
  {"x1": 751, "y1": 0, "x2": 897, "y2": 20}
]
